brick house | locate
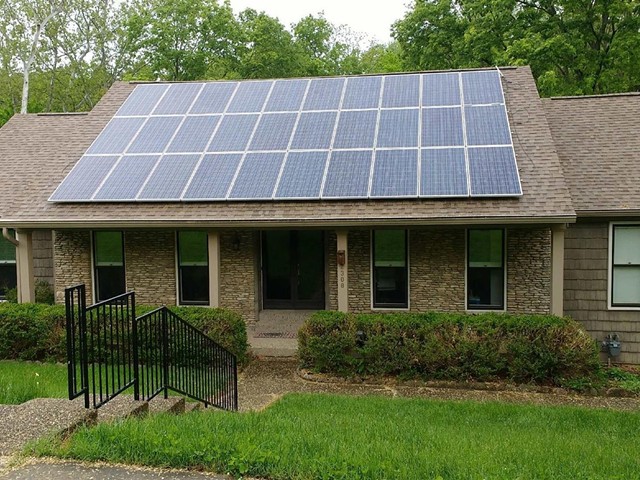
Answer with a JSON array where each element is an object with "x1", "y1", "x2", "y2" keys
[{"x1": 0, "y1": 66, "x2": 638, "y2": 363}]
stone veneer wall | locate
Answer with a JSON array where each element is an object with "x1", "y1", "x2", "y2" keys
[
  {"x1": 346, "y1": 227, "x2": 551, "y2": 315},
  {"x1": 506, "y1": 227, "x2": 552, "y2": 314},
  {"x1": 564, "y1": 221, "x2": 640, "y2": 364},
  {"x1": 53, "y1": 230, "x2": 92, "y2": 303},
  {"x1": 124, "y1": 231, "x2": 176, "y2": 305},
  {"x1": 33, "y1": 230, "x2": 54, "y2": 285},
  {"x1": 219, "y1": 231, "x2": 258, "y2": 326}
]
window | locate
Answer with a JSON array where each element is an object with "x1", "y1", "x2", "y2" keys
[
  {"x1": 611, "y1": 224, "x2": 640, "y2": 307},
  {"x1": 177, "y1": 231, "x2": 209, "y2": 305},
  {"x1": 467, "y1": 229, "x2": 505, "y2": 310},
  {"x1": 0, "y1": 230, "x2": 16, "y2": 300},
  {"x1": 372, "y1": 230, "x2": 408, "y2": 308},
  {"x1": 93, "y1": 231, "x2": 125, "y2": 302}
]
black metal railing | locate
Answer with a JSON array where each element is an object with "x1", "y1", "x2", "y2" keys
[
  {"x1": 65, "y1": 285, "x2": 238, "y2": 411},
  {"x1": 85, "y1": 291, "x2": 137, "y2": 409},
  {"x1": 137, "y1": 307, "x2": 238, "y2": 411},
  {"x1": 65, "y1": 284, "x2": 89, "y2": 408}
]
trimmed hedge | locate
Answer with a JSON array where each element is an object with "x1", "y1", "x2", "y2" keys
[
  {"x1": 298, "y1": 311, "x2": 601, "y2": 385},
  {"x1": 0, "y1": 302, "x2": 249, "y2": 366}
]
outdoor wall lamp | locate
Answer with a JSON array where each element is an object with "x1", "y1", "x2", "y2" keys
[{"x1": 337, "y1": 249, "x2": 346, "y2": 266}]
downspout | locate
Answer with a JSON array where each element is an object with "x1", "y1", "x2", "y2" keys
[{"x1": 2, "y1": 228, "x2": 19, "y2": 247}]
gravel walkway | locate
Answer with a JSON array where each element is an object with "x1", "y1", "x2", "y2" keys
[{"x1": 238, "y1": 358, "x2": 640, "y2": 412}]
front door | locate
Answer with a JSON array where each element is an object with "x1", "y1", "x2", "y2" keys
[{"x1": 262, "y1": 231, "x2": 325, "y2": 309}]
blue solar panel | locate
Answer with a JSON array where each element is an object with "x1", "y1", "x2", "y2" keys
[
  {"x1": 50, "y1": 156, "x2": 119, "y2": 201},
  {"x1": 249, "y1": 113, "x2": 297, "y2": 151},
  {"x1": 265, "y1": 79, "x2": 308, "y2": 112},
  {"x1": 275, "y1": 151, "x2": 328, "y2": 198},
  {"x1": 87, "y1": 117, "x2": 145, "y2": 154},
  {"x1": 190, "y1": 82, "x2": 237, "y2": 114},
  {"x1": 229, "y1": 152, "x2": 284, "y2": 199},
  {"x1": 291, "y1": 112, "x2": 337, "y2": 150},
  {"x1": 207, "y1": 114, "x2": 258, "y2": 152},
  {"x1": 138, "y1": 154, "x2": 200, "y2": 199},
  {"x1": 420, "y1": 148, "x2": 468, "y2": 196},
  {"x1": 183, "y1": 154, "x2": 242, "y2": 199},
  {"x1": 94, "y1": 155, "x2": 159, "y2": 200},
  {"x1": 377, "y1": 109, "x2": 419, "y2": 148},
  {"x1": 465, "y1": 105, "x2": 511, "y2": 146},
  {"x1": 468, "y1": 147, "x2": 521, "y2": 195},
  {"x1": 333, "y1": 110, "x2": 378, "y2": 148},
  {"x1": 117, "y1": 84, "x2": 168, "y2": 116},
  {"x1": 342, "y1": 76, "x2": 381, "y2": 109},
  {"x1": 370, "y1": 149, "x2": 418, "y2": 197},
  {"x1": 382, "y1": 75, "x2": 420, "y2": 108},
  {"x1": 167, "y1": 116, "x2": 220, "y2": 153},
  {"x1": 127, "y1": 116, "x2": 183, "y2": 154},
  {"x1": 227, "y1": 81, "x2": 272, "y2": 113},
  {"x1": 303, "y1": 78, "x2": 344, "y2": 111},
  {"x1": 153, "y1": 83, "x2": 203, "y2": 115},
  {"x1": 322, "y1": 150, "x2": 372, "y2": 198},
  {"x1": 422, "y1": 73, "x2": 460, "y2": 107},
  {"x1": 422, "y1": 108, "x2": 464, "y2": 147},
  {"x1": 462, "y1": 70, "x2": 503, "y2": 105}
]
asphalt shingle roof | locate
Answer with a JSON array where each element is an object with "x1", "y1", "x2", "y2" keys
[
  {"x1": 0, "y1": 66, "x2": 575, "y2": 228},
  {"x1": 543, "y1": 93, "x2": 640, "y2": 215}
]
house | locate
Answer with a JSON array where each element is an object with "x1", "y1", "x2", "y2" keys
[{"x1": 0, "y1": 66, "x2": 637, "y2": 363}]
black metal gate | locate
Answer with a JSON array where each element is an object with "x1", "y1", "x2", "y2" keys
[{"x1": 65, "y1": 284, "x2": 238, "y2": 411}]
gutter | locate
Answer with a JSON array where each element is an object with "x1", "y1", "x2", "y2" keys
[
  {"x1": 2, "y1": 228, "x2": 18, "y2": 246},
  {"x1": 0, "y1": 215, "x2": 577, "y2": 230}
]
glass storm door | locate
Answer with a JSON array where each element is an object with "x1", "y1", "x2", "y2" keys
[{"x1": 262, "y1": 231, "x2": 325, "y2": 309}]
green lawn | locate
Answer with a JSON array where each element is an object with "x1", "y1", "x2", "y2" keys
[
  {"x1": 32, "y1": 393, "x2": 640, "y2": 479},
  {"x1": 0, "y1": 360, "x2": 68, "y2": 404}
]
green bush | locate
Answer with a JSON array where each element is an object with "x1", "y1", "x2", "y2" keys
[
  {"x1": 0, "y1": 302, "x2": 248, "y2": 365},
  {"x1": 3, "y1": 280, "x2": 55, "y2": 304},
  {"x1": 298, "y1": 311, "x2": 601, "y2": 385}
]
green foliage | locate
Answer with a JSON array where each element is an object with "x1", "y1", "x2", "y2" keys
[
  {"x1": 0, "y1": 302, "x2": 248, "y2": 365},
  {"x1": 0, "y1": 360, "x2": 68, "y2": 404},
  {"x1": 606, "y1": 367, "x2": 640, "y2": 393},
  {"x1": 298, "y1": 311, "x2": 601, "y2": 385},
  {"x1": 393, "y1": 0, "x2": 640, "y2": 96},
  {"x1": 31, "y1": 393, "x2": 640, "y2": 479},
  {"x1": 34, "y1": 280, "x2": 54, "y2": 304}
]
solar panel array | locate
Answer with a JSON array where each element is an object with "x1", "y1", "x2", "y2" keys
[{"x1": 50, "y1": 70, "x2": 522, "y2": 202}]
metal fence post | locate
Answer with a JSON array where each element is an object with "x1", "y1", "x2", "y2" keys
[
  {"x1": 162, "y1": 307, "x2": 169, "y2": 400},
  {"x1": 79, "y1": 285, "x2": 90, "y2": 409},
  {"x1": 132, "y1": 293, "x2": 140, "y2": 401}
]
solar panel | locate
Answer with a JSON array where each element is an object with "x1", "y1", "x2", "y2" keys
[
  {"x1": 229, "y1": 152, "x2": 284, "y2": 199},
  {"x1": 51, "y1": 69, "x2": 522, "y2": 202},
  {"x1": 275, "y1": 151, "x2": 328, "y2": 198},
  {"x1": 420, "y1": 148, "x2": 468, "y2": 196},
  {"x1": 333, "y1": 110, "x2": 378, "y2": 148},
  {"x1": 116, "y1": 84, "x2": 168, "y2": 116},
  {"x1": 94, "y1": 155, "x2": 159, "y2": 200},
  {"x1": 322, "y1": 150, "x2": 372, "y2": 198},
  {"x1": 370, "y1": 149, "x2": 418, "y2": 197},
  {"x1": 128, "y1": 116, "x2": 183, "y2": 154},
  {"x1": 303, "y1": 78, "x2": 344, "y2": 110},
  {"x1": 167, "y1": 115, "x2": 220, "y2": 153},
  {"x1": 422, "y1": 108, "x2": 464, "y2": 147},
  {"x1": 468, "y1": 147, "x2": 521, "y2": 195},
  {"x1": 190, "y1": 82, "x2": 237, "y2": 114},
  {"x1": 138, "y1": 154, "x2": 200, "y2": 199},
  {"x1": 183, "y1": 154, "x2": 242, "y2": 199},
  {"x1": 377, "y1": 109, "x2": 419, "y2": 148}
]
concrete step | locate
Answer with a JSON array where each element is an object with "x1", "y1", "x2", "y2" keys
[
  {"x1": 184, "y1": 401, "x2": 202, "y2": 413},
  {"x1": 96, "y1": 395, "x2": 148, "y2": 424},
  {"x1": 249, "y1": 337, "x2": 298, "y2": 357},
  {"x1": 148, "y1": 396, "x2": 185, "y2": 415}
]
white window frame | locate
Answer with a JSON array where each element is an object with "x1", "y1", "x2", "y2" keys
[
  {"x1": 91, "y1": 230, "x2": 126, "y2": 304},
  {"x1": 608, "y1": 221, "x2": 640, "y2": 311},
  {"x1": 175, "y1": 230, "x2": 210, "y2": 306},
  {"x1": 370, "y1": 229, "x2": 411, "y2": 311},
  {"x1": 465, "y1": 228, "x2": 507, "y2": 313}
]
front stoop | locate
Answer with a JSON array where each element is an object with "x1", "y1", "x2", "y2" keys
[{"x1": 249, "y1": 336, "x2": 298, "y2": 358}]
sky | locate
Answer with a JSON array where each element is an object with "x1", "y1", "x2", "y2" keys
[{"x1": 228, "y1": 0, "x2": 411, "y2": 44}]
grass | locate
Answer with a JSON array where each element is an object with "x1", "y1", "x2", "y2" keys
[
  {"x1": 31, "y1": 393, "x2": 640, "y2": 479},
  {"x1": 606, "y1": 366, "x2": 640, "y2": 393},
  {"x1": 0, "y1": 360, "x2": 68, "y2": 404}
]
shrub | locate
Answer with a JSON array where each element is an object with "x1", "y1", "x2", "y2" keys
[
  {"x1": 298, "y1": 311, "x2": 601, "y2": 385},
  {"x1": 3, "y1": 280, "x2": 55, "y2": 304},
  {"x1": 0, "y1": 302, "x2": 248, "y2": 365}
]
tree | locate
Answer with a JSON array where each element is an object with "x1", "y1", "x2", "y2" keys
[{"x1": 393, "y1": 0, "x2": 640, "y2": 96}]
